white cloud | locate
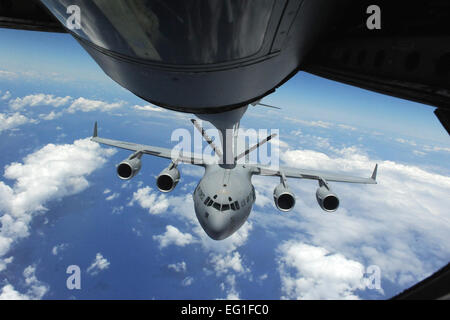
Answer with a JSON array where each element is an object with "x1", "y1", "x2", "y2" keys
[
  {"x1": 413, "y1": 150, "x2": 426, "y2": 156},
  {"x1": 38, "y1": 111, "x2": 63, "y2": 121},
  {"x1": 338, "y1": 124, "x2": 357, "y2": 131},
  {"x1": 153, "y1": 225, "x2": 195, "y2": 249},
  {"x1": 278, "y1": 241, "x2": 365, "y2": 300},
  {"x1": 139, "y1": 192, "x2": 253, "y2": 254},
  {"x1": 67, "y1": 97, "x2": 124, "y2": 113},
  {"x1": 0, "y1": 265, "x2": 48, "y2": 300},
  {"x1": 285, "y1": 117, "x2": 333, "y2": 129},
  {"x1": 130, "y1": 188, "x2": 253, "y2": 298},
  {"x1": 225, "y1": 291, "x2": 240, "y2": 300},
  {"x1": 423, "y1": 145, "x2": 450, "y2": 153},
  {"x1": 129, "y1": 186, "x2": 253, "y2": 298},
  {"x1": 220, "y1": 274, "x2": 241, "y2": 300},
  {"x1": 395, "y1": 138, "x2": 417, "y2": 146},
  {"x1": 0, "y1": 70, "x2": 18, "y2": 80},
  {"x1": 0, "y1": 285, "x2": 28, "y2": 300},
  {"x1": 210, "y1": 252, "x2": 248, "y2": 276},
  {"x1": 133, "y1": 104, "x2": 166, "y2": 112},
  {"x1": 0, "y1": 138, "x2": 115, "y2": 269},
  {"x1": 209, "y1": 252, "x2": 250, "y2": 300},
  {"x1": 168, "y1": 261, "x2": 187, "y2": 273},
  {"x1": 112, "y1": 206, "x2": 124, "y2": 214},
  {"x1": 182, "y1": 276, "x2": 194, "y2": 287},
  {"x1": 105, "y1": 192, "x2": 119, "y2": 201},
  {"x1": 1, "y1": 91, "x2": 11, "y2": 100},
  {"x1": 23, "y1": 266, "x2": 49, "y2": 299},
  {"x1": 131, "y1": 227, "x2": 142, "y2": 236},
  {"x1": 0, "y1": 113, "x2": 30, "y2": 133},
  {"x1": 128, "y1": 186, "x2": 169, "y2": 214},
  {"x1": 87, "y1": 253, "x2": 110, "y2": 276},
  {"x1": 251, "y1": 143, "x2": 450, "y2": 293},
  {"x1": 52, "y1": 243, "x2": 68, "y2": 256},
  {"x1": 0, "y1": 256, "x2": 13, "y2": 272},
  {"x1": 9, "y1": 94, "x2": 71, "y2": 110},
  {"x1": 286, "y1": 117, "x2": 361, "y2": 132}
]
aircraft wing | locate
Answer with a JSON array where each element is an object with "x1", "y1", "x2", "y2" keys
[
  {"x1": 302, "y1": 0, "x2": 450, "y2": 134},
  {"x1": 0, "y1": 0, "x2": 66, "y2": 33},
  {"x1": 90, "y1": 123, "x2": 206, "y2": 166},
  {"x1": 249, "y1": 163, "x2": 377, "y2": 185}
]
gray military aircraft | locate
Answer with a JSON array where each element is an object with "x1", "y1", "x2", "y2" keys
[{"x1": 91, "y1": 105, "x2": 377, "y2": 240}]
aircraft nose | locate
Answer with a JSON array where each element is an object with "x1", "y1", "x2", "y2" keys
[{"x1": 204, "y1": 211, "x2": 230, "y2": 240}]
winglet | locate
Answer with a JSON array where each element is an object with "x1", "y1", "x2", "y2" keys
[
  {"x1": 93, "y1": 121, "x2": 98, "y2": 138},
  {"x1": 371, "y1": 164, "x2": 378, "y2": 181}
]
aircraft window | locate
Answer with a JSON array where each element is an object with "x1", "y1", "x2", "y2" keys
[
  {"x1": 207, "y1": 199, "x2": 213, "y2": 207},
  {"x1": 197, "y1": 187, "x2": 205, "y2": 200},
  {"x1": 213, "y1": 195, "x2": 218, "y2": 199},
  {"x1": 213, "y1": 202, "x2": 221, "y2": 210},
  {"x1": 204, "y1": 197, "x2": 210, "y2": 205},
  {"x1": 235, "y1": 201, "x2": 240, "y2": 210},
  {"x1": 198, "y1": 187, "x2": 205, "y2": 199},
  {"x1": 231, "y1": 203, "x2": 236, "y2": 211},
  {"x1": 228, "y1": 197, "x2": 232, "y2": 202},
  {"x1": 221, "y1": 204, "x2": 230, "y2": 211}
]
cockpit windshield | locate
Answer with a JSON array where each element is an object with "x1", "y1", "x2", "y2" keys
[{"x1": 198, "y1": 187, "x2": 240, "y2": 212}]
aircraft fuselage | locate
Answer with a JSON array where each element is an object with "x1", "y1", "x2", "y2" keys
[{"x1": 193, "y1": 165, "x2": 255, "y2": 240}]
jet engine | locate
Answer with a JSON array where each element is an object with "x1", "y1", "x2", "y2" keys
[
  {"x1": 316, "y1": 186, "x2": 340, "y2": 212},
  {"x1": 273, "y1": 183, "x2": 296, "y2": 212},
  {"x1": 156, "y1": 166, "x2": 180, "y2": 192},
  {"x1": 117, "y1": 157, "x2": 141, "y2": 180}
]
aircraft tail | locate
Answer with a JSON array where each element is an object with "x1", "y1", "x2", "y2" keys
[
  {"x1": 93, "y1": 121, "x2": 98, "y2": 138},
  {"x1": 371, "y1": 164, "x2": 378, "y2": 181}
]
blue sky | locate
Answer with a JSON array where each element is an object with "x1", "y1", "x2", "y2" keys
[{"x1": 0, "y1": 28, "x2": 449, "y2": 300}]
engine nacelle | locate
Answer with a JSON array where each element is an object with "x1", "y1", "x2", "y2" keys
[
  {"x1": 156, "y1": 166, "x2": 180, "y2": 192},
  {"x1": 117, "y1": 157, "x2": 141, "y2": 180},
  {"x1": 316, "y1": 186, "x2": 340, "y2": 212},
  {"x1": 273, "y1": 183, "x2": 296, "y2": 212}
]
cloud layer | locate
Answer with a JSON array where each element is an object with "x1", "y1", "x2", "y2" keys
[
  {"x1": 278, "y1": 241, "x2": 365, "y2": 299},
  {"x1": 0, "y1": 265, "x2": 48, "y2": 300},
  {"x1": 251, "y1": 143, "x2": 450, "y2": 297},
  {"x1": 0, "y1": 139, "x2": 115, "y2": 269}
]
